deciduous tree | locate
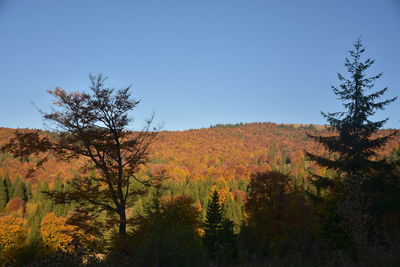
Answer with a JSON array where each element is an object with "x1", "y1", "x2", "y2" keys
[
  {"x1": 0, "y1": 216, "x2": 28, "y2": 265},
  {"x1": 1, "y1": 74, "x2": 158, "y2": 243},
  {"x1": 40, "y1": 213, "x2": 93, "y2": 254}
]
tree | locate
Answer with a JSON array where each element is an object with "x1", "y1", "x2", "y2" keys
[
  {"x1": 0, "y1": 216, "x2": 28, "y2": 265},
  {"x1": 33, "y1": 181, "x2": 53, "y2": 217},
  {"x1": 11, "y1": 176, "x2": 28, "y2": 202},
  {"x1": 305, "y1": 39, "x2": 399, "y2": 259},
  {"x1": 306, "y1": 39, "x2": 397, "y2": 180},
  {"x1": 40, "y1": 213, "x2": 93, "y2": 254},
  {"x1": 53, "y1": 175, "x2": 66, "y2": 217},
  {"x1": 5, "y1": 197, "x2": 26, "y2": 217},
  {"x1": 243, "y1": 171, "x2": 315, "y2": 257},
  {"x1": 1, "y1": 74, "x2": 158, "y2": 242},
  {"x1": 0, "y1": 178, "x2": 7, "y2": 209},
  {"x1": 204, "y1": 189, "x2": 223, "y2": 259},
  {"x1": 3, "y1": 174, "x2": 11, "y2": 203},
  {"x1": 128, "y1": 195, "x2": 205, "y2": 266}
]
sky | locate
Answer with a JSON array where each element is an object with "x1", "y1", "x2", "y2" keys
[{"x1": 0, "y1": 0, "x2": 399, "y2": 131}]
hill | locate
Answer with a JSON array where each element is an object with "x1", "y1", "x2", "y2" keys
[{"x1": 0, "y1": 122, "x2": 399, "y2": 184}]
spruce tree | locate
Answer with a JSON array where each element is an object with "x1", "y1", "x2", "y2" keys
[
  {"x1": 305, "y1": 39, "x2": 398, "y2": 254},
  {"x1": 306, "y1": 39, "x2": 397, "y2": 181},
  {"x1": 204, "y1": 190, "x2": 223, "y2": 259}
]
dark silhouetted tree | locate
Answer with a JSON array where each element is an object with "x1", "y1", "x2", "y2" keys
[
  {"x1": 128, "y1": 194, "x2": 205, "y2": 266},
  {"x1": 1, "y1": 74, "x2": 158, "y2": 243},
  {"x1": 306, "y1": 39, "x2": 397, "y2": 180},
  {"x1": 243, "y1": 171, "x2": 315, "y2": 257},
  {"x1": 204, "y1": 189, "x2": 223, "y2": 259},
  {"x1": 305, "y1": 39, "x2": 399, "y2": 260}
]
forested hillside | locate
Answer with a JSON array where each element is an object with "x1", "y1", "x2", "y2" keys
[
  {"x1": 0, "y1": 45, "x2": 399, "y2": 264},
  {"x1": 1, "y1": 122, "x2": 399, "y2": 185},
  {"x1": 1, "y1": 121, "x2": 399, "y2": 265}
]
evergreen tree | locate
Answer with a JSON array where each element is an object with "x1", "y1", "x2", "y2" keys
[
  {"x1": 306, "y1": 39, "x2": 397, "y2": 180},
  {"x1": 26, "y1": 183, "x2": 32, "y2": 201},
  {"x1": 305, "y1": 39, "x2": 398, "y2": 257},
  {"x1": 52, "y1": 175, "x2": 65, "y2": 217},
  {"x1": 33, "y1": 182, "x2": 53, "y2": 216},
  {"x1": 204, "y1": 190, "x2": 223, "y2": 259},
  {"x1": 3, "y1": 174, "x2": 11, "y2": 203},
  {"x1": 11, "y1": 176, "x2": 28, "y2": 202},
  {"x1": 0, "y1": 178, "x2": 7, "y2": 208}
]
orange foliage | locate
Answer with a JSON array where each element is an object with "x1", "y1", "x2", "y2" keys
[
  {"x1": 5, "y1": 197, "x2": 26, "y2": 217},
  {"x1": 0, "y1": 216, "x2": 28, "y2": 264},
  {"x1": 0, "y1": 123, "x2": 399, "y2": 185},
  {"x1": 40, "y1": 213, "x2": 93, "y2": 254}
]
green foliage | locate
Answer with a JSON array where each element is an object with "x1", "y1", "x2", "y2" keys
[
  {"x1": 243, "y1": 171, "x2": 316, "y2": 258},
  {"x1": 0, "y1": 178, "x2": 7, "y2": 209},
  {"x1": 209, "y1": 122, "x2": 245, "y2": 128},
  {"x1": 204, "y1": 190, "x2": 223, "y2": 259},
  {"x1": 203, "y1": 190, "x2": 237, "y2": 262},
  {"x1": 26, "y1": 182, "x2": 32, "y2": 201},
  {"x1": 3, "y1": 174, "x2": 11, "y2": 203},
  {"x1": 53, "y1": 174, "x2": 67, "y2": 217},
  {"x1": 11, "y1": 176, "x2": 28, "y2": 202},
  {"x1": 127, "y1": 194, "x2": 205, "y2": 266},
  {"x1": 33, "y1": 181, "x2": 54, "y2": 217}
]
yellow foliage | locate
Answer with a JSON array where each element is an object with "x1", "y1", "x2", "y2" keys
[
  {"x1": 196, "y1": 227, "x2": 205, "y2": 238},
  {"x1": 40, "y1": 213, "x2": 93, "y2": 254},
  {"x1": 0, "y1": 216, "x2": 28, "y2": 265},
  {"x1": 208, "y1": 184, "x2": 232, "y2": 206}
]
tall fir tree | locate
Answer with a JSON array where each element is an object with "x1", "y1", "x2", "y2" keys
[
  {"x1": 305, "y1": 39, "x2": 398, "y2": 255},
  {"x1": 204, "y1": 189, "x2": 223, "y2": 259},
  {"x1": 306, "y1": 39, "x2": 397, "y2": 181}
]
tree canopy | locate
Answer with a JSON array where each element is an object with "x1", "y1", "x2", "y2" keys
[{"x1": 1, "y1": 75, "x2": 158, "y2": 240}]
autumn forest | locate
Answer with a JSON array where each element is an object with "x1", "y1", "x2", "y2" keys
[{"x1": 0, "y1": 40, "x2": 399, "y2": 266}]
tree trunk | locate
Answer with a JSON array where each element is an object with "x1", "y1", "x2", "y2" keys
[
  {"x1": 117, "y1": 208, "x2": 129, "y2": 255},
  {"x1": 119, "y1": 208, "x2": 127, "y2": 236}
]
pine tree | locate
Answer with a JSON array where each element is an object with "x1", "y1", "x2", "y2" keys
[
  {"x1": 306, "y1": 39, "x2": 397, "y2": 181},
  {"x1": 204, "y1": 190, "x2": 223, "y2": 259}
]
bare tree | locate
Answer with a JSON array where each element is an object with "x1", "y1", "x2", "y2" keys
[{"x1": 1, "y1": 74, "x2": 158, "y2": 241}]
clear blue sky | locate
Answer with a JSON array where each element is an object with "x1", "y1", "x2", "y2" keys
[{"x1": 0, "y1": 0, "x2": 399, "y2": 130}]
